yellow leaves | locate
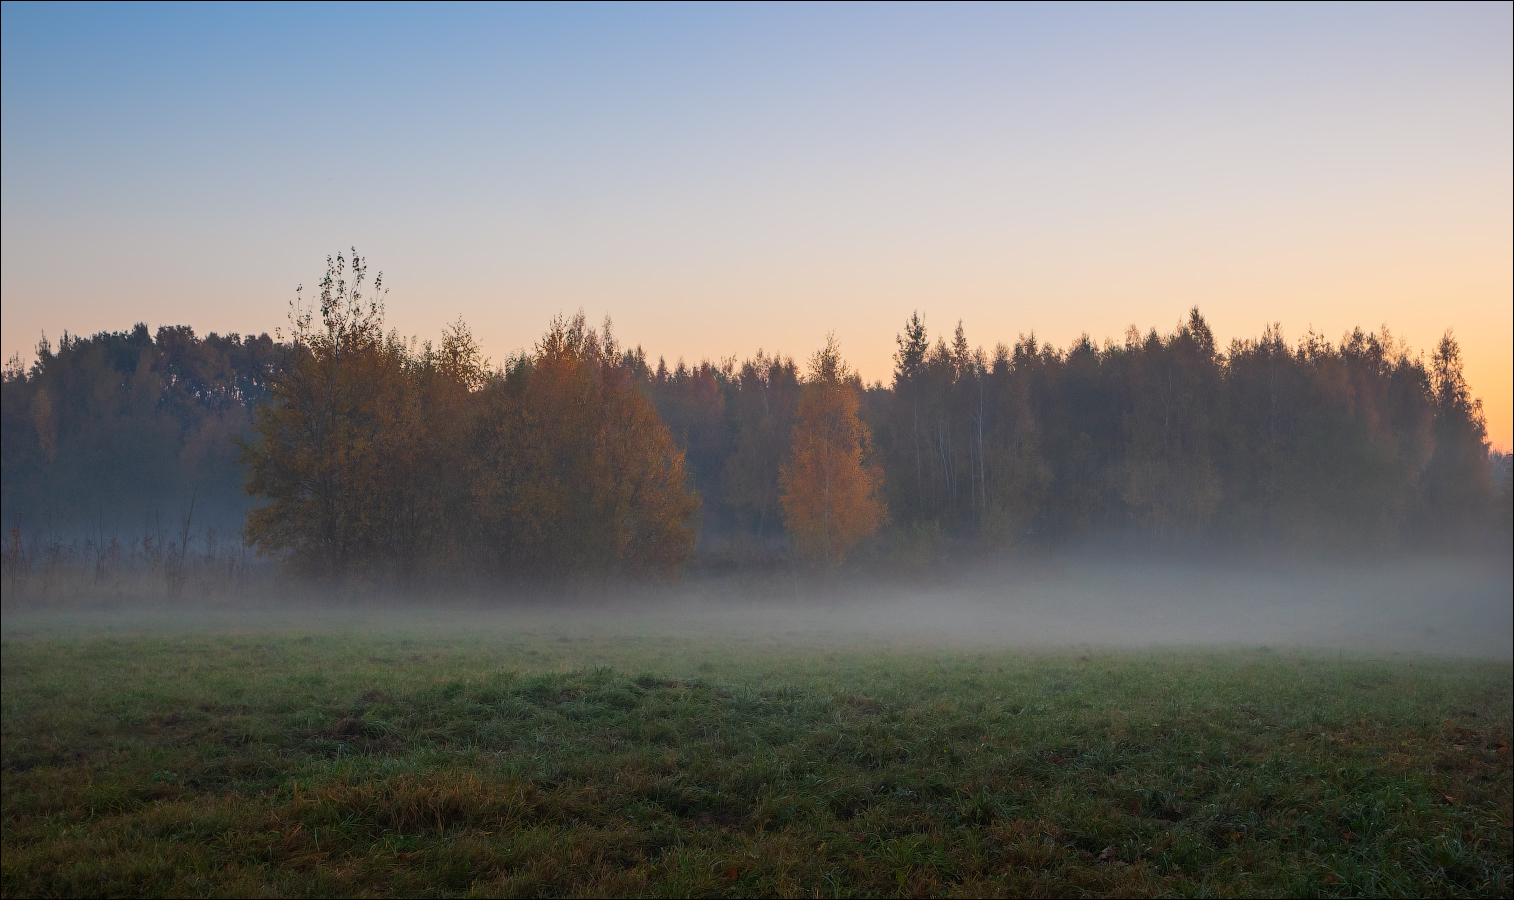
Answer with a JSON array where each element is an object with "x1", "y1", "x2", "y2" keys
[
  {"x1": 462, "y1": 315, "x2": 698, "y2": 576},
  {"x1": 243, "y1": 318, "x2": 419, "y2": 574},
  {"x1": 779, "y1": 336, "x2": 886, "y2": 563},
  {"x1": 243, "y1": 289, "x2": 695, "y2": 579}
]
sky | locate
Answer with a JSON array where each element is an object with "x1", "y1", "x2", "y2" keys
[{"x1": 2, "y1": 2, "x2": 1510, "y2": 448}]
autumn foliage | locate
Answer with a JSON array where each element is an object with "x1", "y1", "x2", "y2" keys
[
  {"x1": 238, "y1": 252, "x2": 696, "y2": 580},
  {"x1": 3, "y1": 256, "x2": 1509, "y2": 580},
  {"x1": 779, "y1": 336, "x2": 886, "y2": 562},
  {"x1": 240, "y1": 255, "x2": 417, "y2": 576},
  {"x1": 468, "y1": 315, "x2": 698, "y2": 576}
]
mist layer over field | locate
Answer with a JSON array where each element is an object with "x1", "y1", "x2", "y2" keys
[{"x1": 6, "y1": 553, "x2": 1508, "y2": 659}]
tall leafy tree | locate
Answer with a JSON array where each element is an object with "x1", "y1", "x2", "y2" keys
[
  {"x1": 779, "y1": 335, "x2": 886, "y2": 562},
  {"x1": 469, "y1": 314, "x2": 699, "y2": 576},
  {"x1": 241, "y1": 251, "x2": 418, "y2": 577}
]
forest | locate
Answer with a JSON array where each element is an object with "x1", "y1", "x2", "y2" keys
[{"x1": 2, "y1": 252, "x2": 1509, "y2": 584}]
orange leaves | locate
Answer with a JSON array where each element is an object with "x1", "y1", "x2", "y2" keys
[
  {"x1": 245, "y1": 298, "x2": 698, "y2": 580},
  {"x1": 779, "y1": 336, "x2": 886, "y2": 563},
  {"x1": 243, "y1": 305, "x2": 418, "y2": 576},
  {"x1": 470, "y1": 314, "x2": 698, "y2": 576}
]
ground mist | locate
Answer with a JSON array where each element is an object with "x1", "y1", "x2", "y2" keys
[
  {"x1": 3, "y1": 552, "x2": 1510, "y2": 897},
  {"x1": 4, "y1": 550, "x2": 1509, "y2": 658}
]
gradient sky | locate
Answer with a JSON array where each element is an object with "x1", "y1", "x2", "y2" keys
[{"x1": 3, "y1": 2, "x2": 1510, "y2": 447}]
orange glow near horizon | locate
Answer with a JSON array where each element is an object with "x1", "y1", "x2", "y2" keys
[{"x1": 3, "y1": 4, "x2": 1509, "y2": 447}]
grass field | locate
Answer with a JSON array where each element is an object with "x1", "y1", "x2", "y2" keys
[{"x1": 2, "y1": 627, "x2": 1510, "y2": 898}]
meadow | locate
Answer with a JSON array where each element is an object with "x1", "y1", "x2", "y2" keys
[{"x1": 2, "y1": 614, "x2": 1510, "y2": 898}]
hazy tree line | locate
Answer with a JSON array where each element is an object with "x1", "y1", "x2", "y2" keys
[
  {"x1": 642, "y1": 310, "x2": 1506, "y2": 555},
  {"x1": 3, "y1": 260, "x2": 1508, "y2": 583},
  {"x1": 1, "y1": 321, "x2": 278, "y2": 537},
  {"x1": 878, "y1": 309, "x2": 1505, "y2": 549}
]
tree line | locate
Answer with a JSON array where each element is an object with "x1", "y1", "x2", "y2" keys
[
  {"x1": 872, "y1": 309, "x2": 1502, "y2": 549},
  {"x1": 233, "y1": 253, "x2": 881, "y2": 578},
  {"x1": 1, "y1": 320, "x2": 277, "y2": 538},
  {"x1": 3, "y1": 254, "x2": 1507, "y2": 581},
  {"x1": 642, "y1": 311, "x2": 1505, "y2": 555}
]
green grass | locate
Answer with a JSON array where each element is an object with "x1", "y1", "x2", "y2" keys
[{"x1": 2, "y1": 631, "x2": 1509, "y2": 897}]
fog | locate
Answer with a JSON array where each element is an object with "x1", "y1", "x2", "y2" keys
[{"x1": 4, "y1": 551, "x2": 1509, "y2": 659}]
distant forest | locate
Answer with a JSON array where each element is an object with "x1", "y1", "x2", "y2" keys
[{"x1": 3, "y1": 253, "x2": 1509, "y2": 581}]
